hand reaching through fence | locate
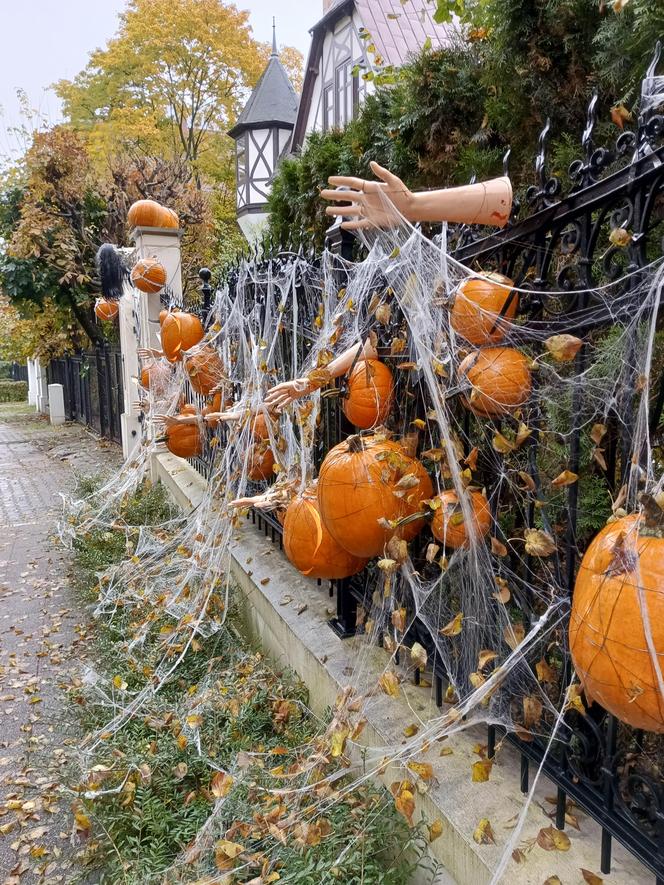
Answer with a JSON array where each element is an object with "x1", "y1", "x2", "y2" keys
[
  {"x1": 265, "y1": 338, "x2": 378, "y2": 411},
  {"x1": 321, "y1": 160, "x2": 513, "y2": 229},
  {"x1": 138, "y1": 347, "x2": 165, "y2": 360}
]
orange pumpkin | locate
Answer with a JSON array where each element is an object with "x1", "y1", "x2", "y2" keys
[
  {"x1": 248, "y1": 443, "x2": 275, "y2": 481},
  {"x1": 570, "y1": 514, "x2": 664, "y2": 732},
  {"x1": 184, "y1": 346, "x2": 224, "y2": 396},
  {"x1": 131, "y1": 258, "x2": 167, "y2": 294},
  {"x1": 165, "y1": 422, "x2": 202, "y2": 458},
  {"x1": 140, "y1": 361, "x2": 172, "y2": 396},
  {"x1": 159, "y1": 309, "x2": 169, "y2": 324},
  {"x1": 317, "y1": 434, "x2": 433, "y2": 559},
  {"x1": 431, "y1": 490, "x2": 492, "y2": 549},
  {"x1": 161, "y1": 311, "x2": 204, "y2": 361},
  {"x1": 342, "y1": 360, "x2": 395, "y2": 429},
  {"x1": 284, "y1": 488, "x2": 368, "y2": 580},
  {"x1": 94, "y1": 298, "x2": 119, "y2": 321},
  {"x1": 180, "y1": 403, "x2": 197, "y2": 415},
  {"x1": 458, "y1": 347, "x2": 532, "y2": 417},
  {"x1": 203, "y1": 392, "x2": 223, "y2": 429},
  {"x1": 251, "y1": 412, "x2": 271, "y2": 440},
  {"x1": 127, "y1": 199, "x2": 179, "y2": 230},
  {"x1": 451, "y1": 273, "x2": 517, "y2": 345},
  {"x1": 161, "y1": 207, "x2": 179, "y2": 229}
]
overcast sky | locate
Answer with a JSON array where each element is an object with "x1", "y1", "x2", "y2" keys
[{"x1": 0, "y1": 0, "x2": 312, "y2": 164}]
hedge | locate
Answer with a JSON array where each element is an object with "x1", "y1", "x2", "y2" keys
[{"x1": 0, "y1": 380, "x2": 28, "y2": 402}]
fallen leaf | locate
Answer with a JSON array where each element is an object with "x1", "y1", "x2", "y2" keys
[
  {"x1": 473, "y1": 818, "x2": 495, "y2": 844},
  {"x1": 379, "y1": 671, "x2": 400, "y2": 697},
  {"x1": 551, "y1": 470, "x2": 578, "y2": 487},
  {"x1": 544, "y1": 334, "x2": 583, "y2": 362},
  {"x1": 472, "y1": 759, "x2": 493, "y2": 782},
  {"x1": 404, "y1": 723, "x2": 420, "y2": 737},
  {"x1": 410, "y1": 642, "x2": 427, "y2": 670},
  {"x1": 210, "y1": 771, "x2": 234, "y2": 799},
  {"x1": 440, "y1": 612, "x2": 463, "y2": 637},
  {"x1": 493, "y1": 432, "x2": 515, "y2": 454},
  {"x1": 537, "y1": 826, "x2": 571, "y2": 851},
  {"x1": 428, "y1": 818, "x2": 444, "y2": 841},
  {"x1": 491, "y1": 537, "x2": 507, "y2": 556},
  {"x1": 524, "y1": 528, "x2": 557, "y2": 556},
  {"x1": 503, "y1": 621, "x2": 525, "y2": 651},
  {"x1": 408, "y1": 761, "x2": 434, "y2": 781},
  {"x1": 478, "y1": 649, "x2": 498, "y2": 670},
  {"x1": 581, "y1": 869, "x2": 604, "y2": 885}
]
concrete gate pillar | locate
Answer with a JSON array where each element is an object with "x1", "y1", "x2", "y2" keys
[{"x1": 119, "y1": 227, "x2": 183, "y2": 460}]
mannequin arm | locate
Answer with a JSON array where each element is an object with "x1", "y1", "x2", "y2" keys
[
  {"x1": 321, "y1": 161, "x2": 512, "y2": 230},
  {"x1": 265, "y1": 338, "x2": 378, "y2": 411}
]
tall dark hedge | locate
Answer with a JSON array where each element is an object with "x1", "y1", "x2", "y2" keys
[{"x1": 268, "y1": 0, "x2": 663, "y2": 250}]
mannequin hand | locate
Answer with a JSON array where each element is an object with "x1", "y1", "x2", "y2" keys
[
  {"x1": 229, "y1": 493, "x2": 272, "y2": 510},
  {"x1": 153, "y1": 413, "x2": 199, "y2": 428},
  {"x1": 320, "y1": 161, "x2": 416, "y2": 230},
  {"x1": 265, "y1": 378, "x2": 314, "y2": 412},
  {"x1": 138, "y1": 347, "x2": 164, "y2": 360}
]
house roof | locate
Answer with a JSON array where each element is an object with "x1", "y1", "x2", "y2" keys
[
  {"x1": 228, "y1": 52, "x2": 298, "y2": 139},
  {"x1": 355, "y1": 0, "x2": 456, "y2": 67},
  {"x1": 291, "y1": 0, "x2": 457, "y2": 149}
]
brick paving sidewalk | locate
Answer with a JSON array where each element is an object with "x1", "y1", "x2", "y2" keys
[{"x1": 0, "y1": 404, "x2": 122, "y2": 884}]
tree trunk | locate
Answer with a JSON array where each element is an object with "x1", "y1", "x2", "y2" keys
[{"x1": 62, "y1": 288, "x2": 104, "y2": 347}]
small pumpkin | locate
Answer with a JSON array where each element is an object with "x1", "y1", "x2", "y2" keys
[
  {"x1": 159, "y1": 309, "x2": 169, "y2": 324},
  {"x1": 248, "y1": 442, "x2": 275, "y2": 481},
  {"x1": 165, "y1": 421, "x2": 202, "y2": 458},
  {"x1": 127, "y1": 199, "x2": 179, "y2": 230},
  {"x1": 203, "y1": 392, "x2": 223, "y2": 428},
  {"x1": 161, "y1": 311, "x2": 204, "y2": 361},
  {"x1": 451, "y1": 273, "x2": 517, "y2": 345},
  {"x1": 284, "y1": 488, "x2": 368, "y2": 580},
  {"x1": 140, "y1": 361, "x2": 172, "y2": 396},
  {"x1": 458, "y1": 346, "x2": 531, "y2": 417},
  {"x1": 317, "y1": 434, "x2": 433, "y2": 559},
  {"x1": 251, "y1": 411, "x2": 271, "y2": 440},
  {"x1": 342, "y1": 360, "x2": 395, "y2": 429},
  {"x1": 570, "y1": 512, "x2": 664, "y2": 732},
  {"x1": 94, "y1": 298, "x2": 119, "y2": 321},
  {"x1": 131, "y1": 258, "x2": 167, "y2": 294},
  {"x1": 431, "y1": 490, "x2": 492, "y2": 549},
  {"x1": 184, "y1": 345, "x2": 224, "y2": 396}
]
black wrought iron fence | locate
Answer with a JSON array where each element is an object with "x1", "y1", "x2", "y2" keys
[
  {"x1": 185, "y1": 47, "x2": 664, "y2": 883},
  {"x1": 47, "y1": 345, "x2": 124, "y2": 445}
]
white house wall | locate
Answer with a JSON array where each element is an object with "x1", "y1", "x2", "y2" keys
[{"x1": 306, "y1": 9, "x2": 376, "y2": 138}]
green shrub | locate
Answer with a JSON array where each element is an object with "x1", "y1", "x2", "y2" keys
[{"x1": 0, "y1": 380, "x2": 28, "y2": 402}]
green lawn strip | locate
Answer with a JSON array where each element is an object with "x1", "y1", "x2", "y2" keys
[{"x1": 66, "y1": 480, "x2": 433, "y2": 884}]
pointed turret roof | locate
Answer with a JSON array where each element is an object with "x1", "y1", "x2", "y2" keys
[{"x1": 228, "y1": 22, "x2": 298, "y2": 138}]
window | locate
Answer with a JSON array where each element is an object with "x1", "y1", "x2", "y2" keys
[
  {"x1": 236, "y1": 134, "x2": 247, "y2": 207},
  {"x1": 323, "y1": 85, "x2": 334, "y2": 133},
  {"x1": 334, "y1": 59, "x2": 358, "y2": 128}
]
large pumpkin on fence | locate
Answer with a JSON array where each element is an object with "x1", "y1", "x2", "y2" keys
[
  {"x1": 94, "y1": 298, "x2": 119, "y2": 321},
  {"x1": 127, "y1": 199, "x2": 179, "y2": 230},
  {"x1": 317, "y1": 434, "x2": 433, "y2": 559},
  {"x1": 458, "y1": 347, "x2": 532, "y2": 417},
  {"x1": 165, "y1": 422, "x2": 202, "y2": 458},
  {"x1": 451, "y1": 273, "x2": 517, "y2": 345},
  {"x1": 283, "y1": 488, "x2": 368, "y2": 580},
  {"x1": 570, "y1": 513, "x2": 664, "y2": 732},
  {"x1": 183, "y1": 346, "x2": 224, "y2": 396},
  {"x1": 431, "y1": 489, "x2": 492, "y2": 549},
  {"x1": 161, "y1": 311, "x2": 204, "y2": 362},
  {"x1": 131, "y1": 258, "x2": 167, "y2": 294},
  {"x1": 342, "y1": 360, "x2": 394, "y2": 429},
  {"x1": 248, "y1": 443, "x2": 275, "y2": 481}
]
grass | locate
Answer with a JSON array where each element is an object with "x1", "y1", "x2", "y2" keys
[{"x1": 66, "y1": 480, "x2": 434, "y2": 885}]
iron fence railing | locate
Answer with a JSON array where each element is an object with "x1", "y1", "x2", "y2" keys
[
  {"x1": 184, "y1": 46, "x2": 664, "y2": 883},
  {"x1": 47, "y1": 345, "x2": 124, "y2": 445}
]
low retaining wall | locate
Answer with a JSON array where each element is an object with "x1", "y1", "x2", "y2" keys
[{"x1": 152, "y1": 450, "x2": 649, "y2": 885}]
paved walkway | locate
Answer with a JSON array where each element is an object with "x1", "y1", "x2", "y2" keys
[{"x1": 0, "y1": 404, "x2": 122, "y2": 885}]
